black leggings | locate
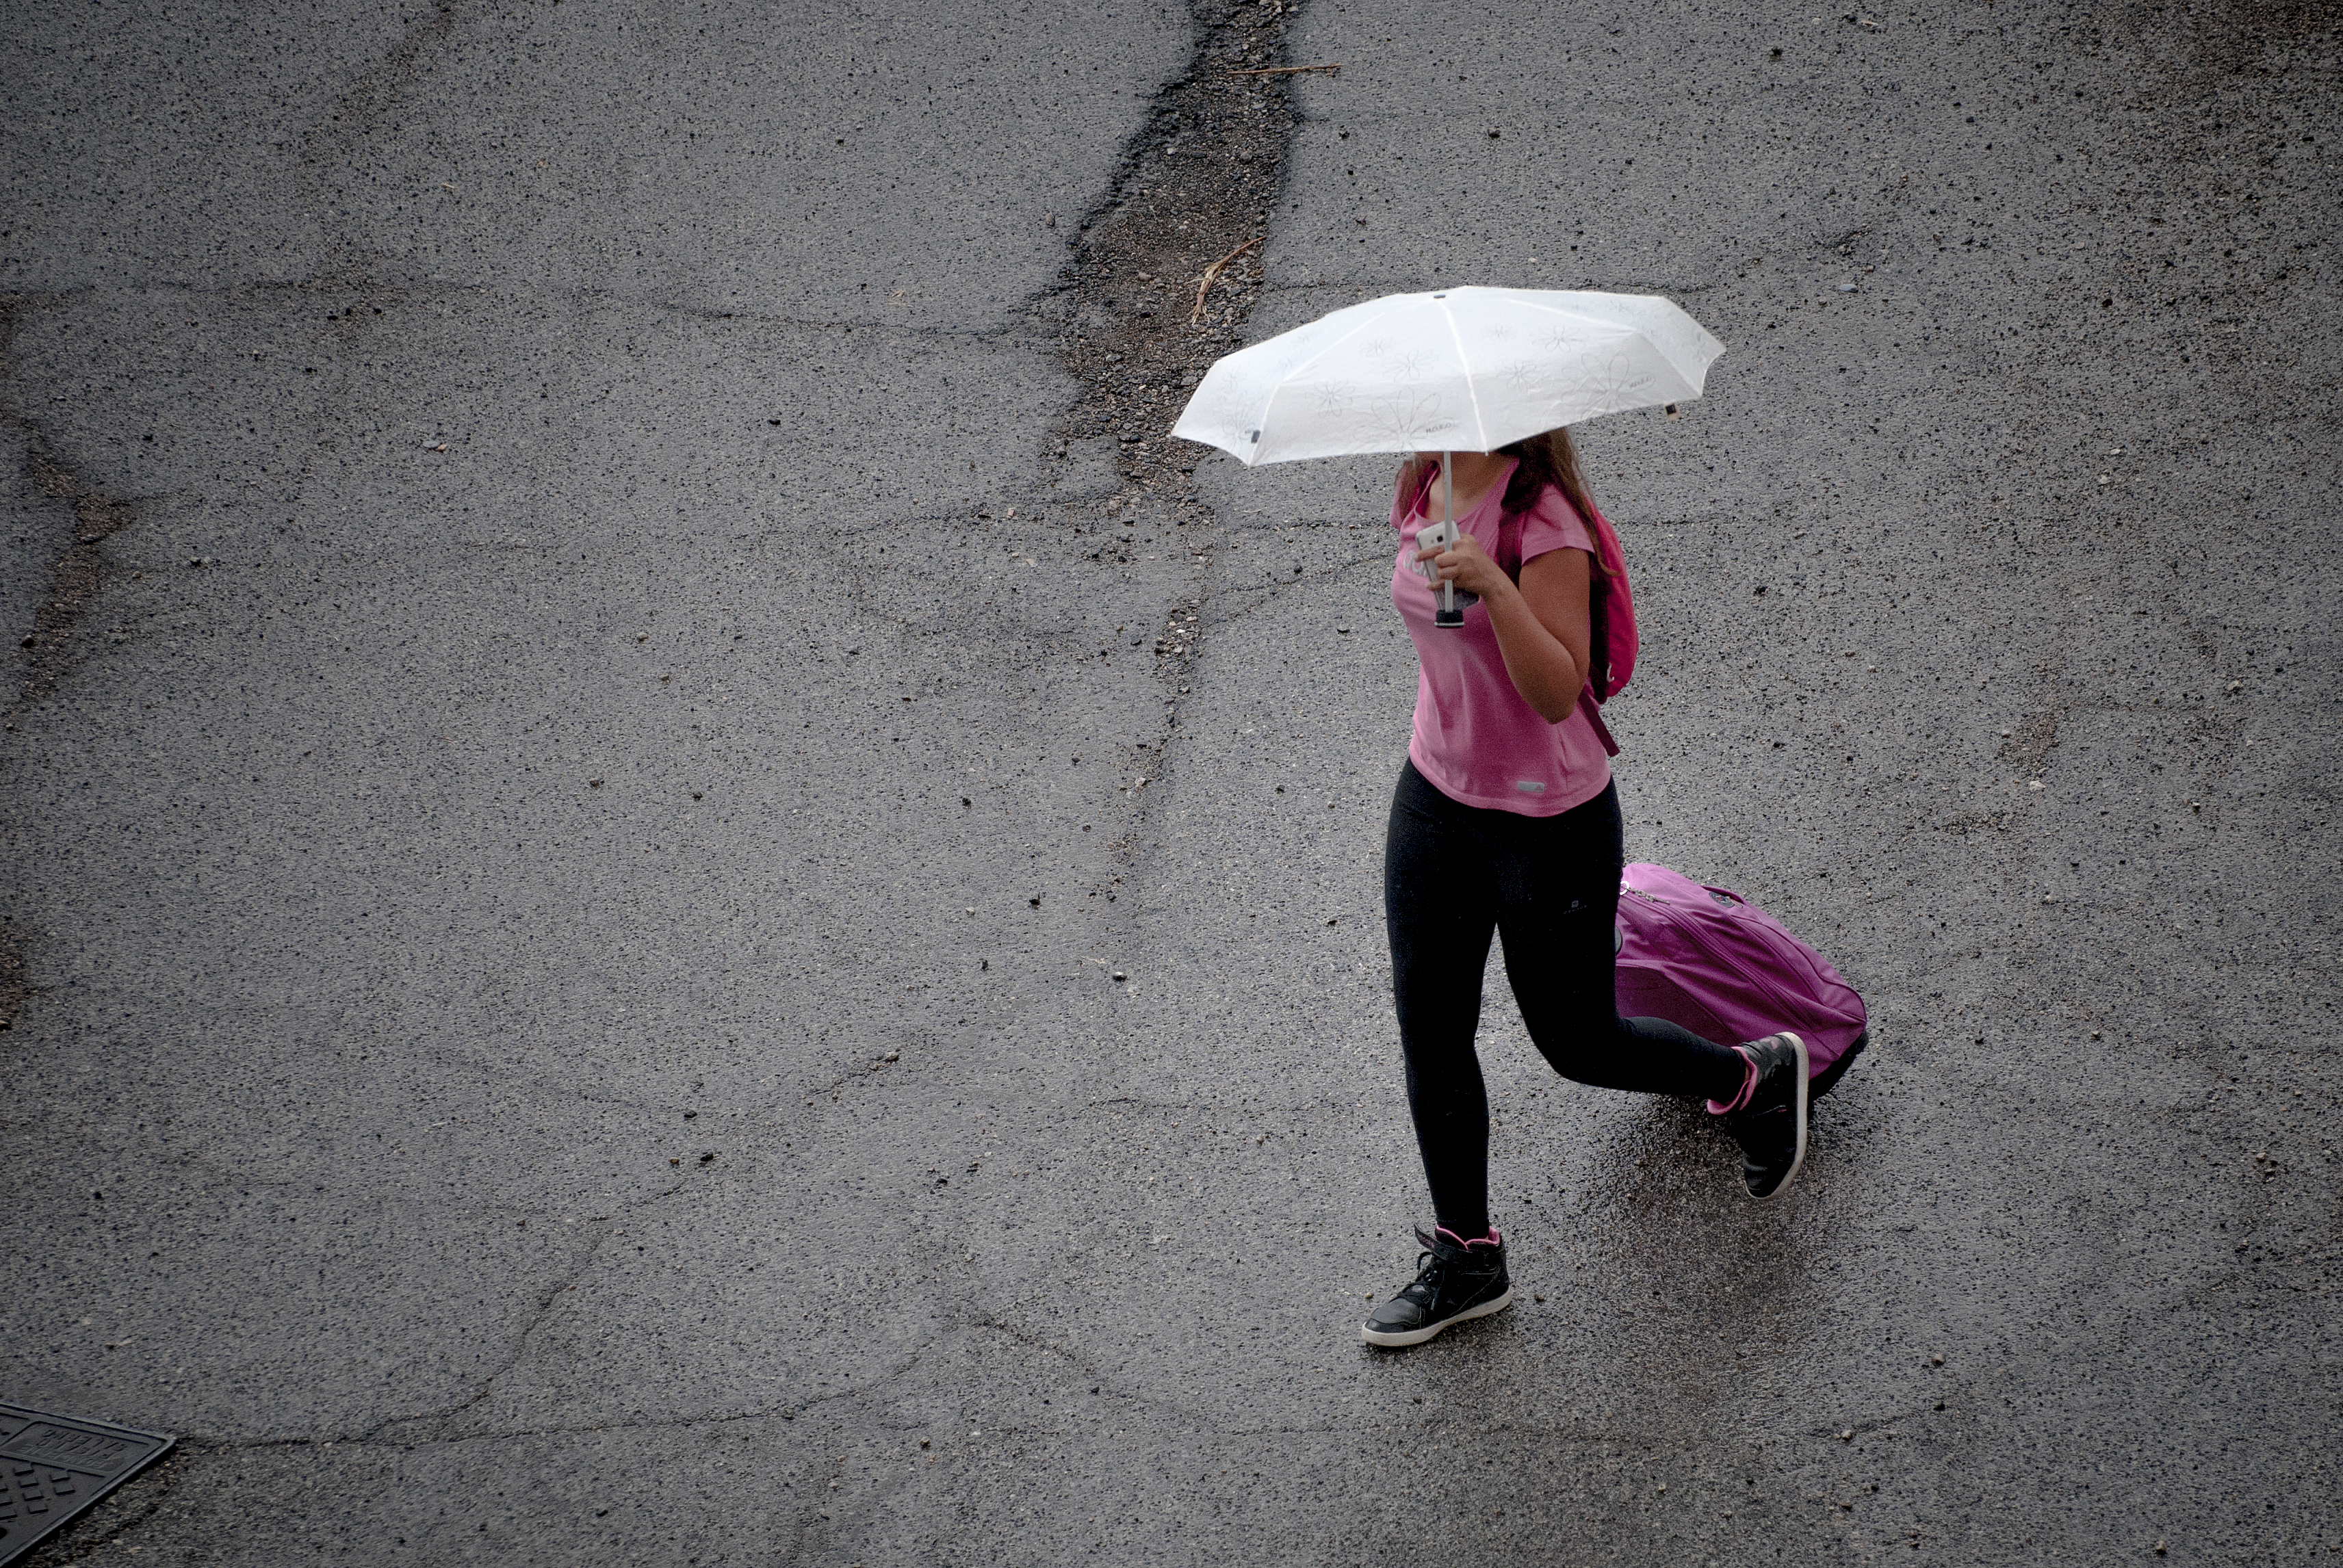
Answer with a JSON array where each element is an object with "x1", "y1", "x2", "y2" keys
[{"x1": 1384, "y1": 759, "x2": 1747, "y2": 1238}]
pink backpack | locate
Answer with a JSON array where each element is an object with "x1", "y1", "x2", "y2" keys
[{"x1": 1613, "y1": 863, "x2": 1870, "y2": 1097}]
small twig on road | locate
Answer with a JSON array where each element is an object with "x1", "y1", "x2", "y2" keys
[
  {"x1": 1224, "y1": 62, "x2": 1343, "y2": 77},
  {"x1": 1192, "y1": 237, "x2": 1262, "y2": 324}
]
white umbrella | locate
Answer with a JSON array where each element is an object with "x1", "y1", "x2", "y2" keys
[
  {"x1": 1170, "y1": 285, "x2": 1724, "y2": 466},
  {"x1": 1170, "y1": 285, "x2": 1724, "y2": 623}
]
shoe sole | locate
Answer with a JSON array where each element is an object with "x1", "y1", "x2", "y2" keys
[
  {"x1": 1359, "y1": 1288, "x2": 1514, "y2": 1348},
  {"x1": 1750, "y1": 1032, "x2": 1811, "y2": 1203}
]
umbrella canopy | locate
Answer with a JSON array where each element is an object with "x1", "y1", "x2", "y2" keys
[{"x1": 1172, "y1": 286, "x2": 1724, "y2": 466}]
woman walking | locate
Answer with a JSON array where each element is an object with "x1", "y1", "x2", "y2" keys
[{"x1": 1362, "y1": 430, "x2": 1808, "y2": 1350}]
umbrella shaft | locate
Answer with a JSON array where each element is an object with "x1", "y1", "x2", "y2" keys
[{"x1": 1440, "y1": 451, "x2": 1455, "y2": 619}]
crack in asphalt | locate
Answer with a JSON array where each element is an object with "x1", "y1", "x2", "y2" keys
[
  {"x1": 972, "y1": 1316, "x2": 1104, "y2": 1377},
  {"x1": 535, "y1": 296, "x2": 1028, "y2": 339},
  {"x1": 1, "y1": 294, "x2": 151, "y2": 1038},
  {"x1": 0, "y1": 272, "x2": 1031, "y2": 345},
  {"x1": 809, "y1": 1050, "x2": 911, "y2": 1101},
  {"x1": 294, "y1": 0, "x2": 471, "y2": 244},
  {"x1": 328, "y1": 1173, "x2": 710, "y2": 1450},
  {"x1": 1038, "y1": 0, "x2": 1306, "y2": 872},
  {"x1": 222, "y1": 1344, "x2": 943, "y2": 1454},
  {"x1": 9, "y1": 0, "x2": 1412, "y2": 1543},
  {"x1": 0, "y1": 926, "x2": 27, "y2": 1041},
  {"x1": 2, "y1": 350, "x2": 144, "y2": 715},
  {"x1": 355, "y1": 1226, "x2": 623, "y2": 1446}
]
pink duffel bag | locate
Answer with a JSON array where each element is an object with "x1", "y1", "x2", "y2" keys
[{"x1": 1614, "y1": 863, "x2": 1870, "y2": 1099}]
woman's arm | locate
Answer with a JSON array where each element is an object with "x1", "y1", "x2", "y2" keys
[
  {"x1": 1485, "y1": 548, "x2": 1594, "y2": 724},
  {"x1": 1416, "y1": 535, "x2": 1594, "y2": 724}
]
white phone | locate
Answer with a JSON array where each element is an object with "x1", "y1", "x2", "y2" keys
[
  {"x1": 1412, "y1": 517, "x2": 1461, "y2": 579},
  {"x1": 1414, "y1": 517, "x2": 1475, "y2": 625}
]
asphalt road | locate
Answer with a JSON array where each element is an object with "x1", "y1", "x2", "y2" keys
[{"x1": 3, "y1": 1, "x2": 2337, "y2": 1563}]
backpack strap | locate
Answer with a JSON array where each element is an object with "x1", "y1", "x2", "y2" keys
[
  {"x1": 1493, "y1": 507, "x2": 1525, "y2": 580},
  {"x1": 1584, "y1": 563, "x2": 1611, "y2": 704},
  {"x1": 1577, "y1": 686, "x2": 1620, "y2": 757}
]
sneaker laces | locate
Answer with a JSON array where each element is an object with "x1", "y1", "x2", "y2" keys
[
  {"x1": 1397, "y1": 1227, "x2": 1500, "y2": 1306},
  {"x1": 1398, "y1": 1249, "x2": 1444, "y2": 1306}
]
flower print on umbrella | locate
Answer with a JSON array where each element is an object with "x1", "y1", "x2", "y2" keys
[
  {"x1": 1494, "y1": 358, "x2": 1548, "y2": 395},
  {"x1": 1185, "y1": 374, "x2": 1262, "y2": 443},
  {"x1": 1258, "y1": 341, "x2": 1319, "y2": 382},
  {"x1": 1384, "y1": 348, "x2": 1439, "y2": 382},
  {"x1": 1574, "y1": 350, "x2": 1659, "y2": 417},
  {"x1": 1367, "y1": 390, "x2": 1460, "y2": 445},
  {"x1": 1308, "y1": 380, "x2": 1360, "y2": 419}
]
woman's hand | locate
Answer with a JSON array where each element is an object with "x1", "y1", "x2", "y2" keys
[{"x1": 1414, "y1": 531, "x2": 1513, "y2": 603}]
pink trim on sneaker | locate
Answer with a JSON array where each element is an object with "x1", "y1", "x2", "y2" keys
[
  {"x1": 1436, "y1": 1225, "x2": 1503, "y2": 1250},
  {"x1": 1706, "y1": 1047, "x2": 1759, "y2": 1115}
]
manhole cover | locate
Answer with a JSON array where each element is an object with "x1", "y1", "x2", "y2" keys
[{"x1": 0, "y1": 1402, "x2": 174, "y2": 1566}]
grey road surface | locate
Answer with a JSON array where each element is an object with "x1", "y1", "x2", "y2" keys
[{"x1": 3, "y1": 1, "x2": 2337, "y2": 1563}]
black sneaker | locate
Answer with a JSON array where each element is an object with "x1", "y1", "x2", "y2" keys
[
  {"x1": 1361, "y1": 1226, "x2": 1512, "y2": 1348},
  {"x1": 1726, "y1": 1032, "x2": 1811, "y2": 1201}
]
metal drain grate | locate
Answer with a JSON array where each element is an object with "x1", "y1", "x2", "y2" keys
[{"x1": 0, "y1": 1402, "x2": 174, "y2": 1565}]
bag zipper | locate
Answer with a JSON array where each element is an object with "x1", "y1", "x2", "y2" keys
[{"x1": 1622, "y1": 885, "x2": 1811, "y2": 1029}]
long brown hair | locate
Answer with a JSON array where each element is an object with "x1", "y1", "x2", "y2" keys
[{"x1": 1497, "y1": 426, "x2": 1599, "y2": 547}]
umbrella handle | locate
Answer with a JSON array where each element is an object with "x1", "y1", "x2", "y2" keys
[{"x1": 1436, "y1": 450, "x2": 1461, "y2": 626}]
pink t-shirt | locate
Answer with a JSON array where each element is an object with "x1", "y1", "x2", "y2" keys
[{"x1": 1389, "y1": 457, "x2": 1613, "y2": 816}]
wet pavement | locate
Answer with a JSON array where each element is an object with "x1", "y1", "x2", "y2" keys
[{"x1": 2, "y1": 0, "x2": 2336, "y2": 1563}]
